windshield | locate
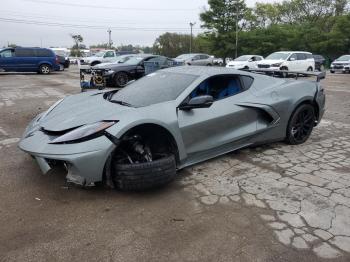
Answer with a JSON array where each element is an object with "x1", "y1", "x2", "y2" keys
[
  {"x1": 110, "y1": 72, "x2": 198, "y2": 107},
  {"x1": 265, "y1": 52, "x2": 290, "y2": 60},
  {"x1": 93, "y1": 51, "x2": 106, "y2": 57},
  {"x1": 121, "y1": 56, "x2": 145, "y2": 65},
  {"x1": 336, "y1": 55, "x2": 350, "y2": 61},
  {"x1": 110, "y1": 55, "x2": 134, "y2": 63},
  {"x1": 234, "y1": 55, "x2": 252, "y2": 61},
  {"x1": 176, "y1": 54, "x2": 193, "y2": 59}
]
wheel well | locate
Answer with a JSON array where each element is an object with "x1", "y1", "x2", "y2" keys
[
  {"x1": 292, "y1": 100, "x2": 319, "y2": 121},
  {"x1": 119, "y1": 124, "x2": 180, "y2": 164}
]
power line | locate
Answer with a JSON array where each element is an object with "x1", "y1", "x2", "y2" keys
[
  {"x1": 0, "y1": 10, "x2": 193, "y2": 26},
  {"x1": 22, "y1": 0, "x2": 198, "y2": 12},
  {"x1": 0, "y1": 17, "x2": 202, "y2": 32}
]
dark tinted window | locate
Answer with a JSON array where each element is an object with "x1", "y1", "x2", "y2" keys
[
  {"x1": 190, "y1": 75, "x2": 242, "y2": 101},
  {"x1": 297, "y1": 53, "x2": 306, "y2": 60},
  {"x1": 0, "y1": 49, "x2": 14, "y2": 58},
  {"x1": 15, "y1": 48, "x2": 36, "y2": 57},
  {"x1": 104, "y1": 51, "x2": 115, "y2": 57},
  {"x1": 306, "y1": 53, "x2": 313, "y2": 59},
  {"x1": 241, "y1": 76, "x2": 254, "y2": 90},
  {"x1": 111, "y1": 72, "x2": 198, "y2": 107},
  {"x1": 200, "y1": 55, "x2": 209, "y2": 59},
  {"x1": 36, "y1": 49, "x2": 53, "y2": 57},
  {"x1": 255, "y1": 56, "x2": 263, "y2": 61}
]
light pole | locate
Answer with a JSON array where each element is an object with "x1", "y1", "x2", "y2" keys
[
  {"x1": 107, "y1": 28, "x2": 112, "y2": 48},
  {"x1": 189, "y1": 22, "x2": 196, "y2": 53},
  {"x1": 235, "y1": 3, "x2": 239, "y2": 58}
]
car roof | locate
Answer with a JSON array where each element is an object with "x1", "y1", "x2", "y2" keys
[
  {"x1": 162, "y1": 65, "x2": 252, "y2": 77},
  {"x1": 275, "y1": 51, "x2": 312, "y2": 54}
]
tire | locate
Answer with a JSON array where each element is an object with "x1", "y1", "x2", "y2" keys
[
  {"x1": 320, "y1": 65, "x2": 325, "y2": 72},
  {"x1": 206, "y1": 63, "x2": 212, "y2": 66},
  {"x1": 114, "y1": 72, "x2": 129, "y2": 87},
  {"x1": 307, "y1": 67, "x2": 313, "y2": 72},
  {"x1": 286, "y1": 104, "x2": 315, "y2": 145},
  {"x1": 39, "y1": 64, "x2": 51, "y2": 74},
  {"x1": 280, "y1": 67, "x2": 288, "y2": 78},
  {"x1": 113, "y1": 154, "x2": 177, "y2": 191},
  {"x1": 330, "y1": 70, "x2": 334, "y2": 73}
]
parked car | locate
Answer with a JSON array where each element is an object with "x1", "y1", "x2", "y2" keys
[
  {"x1": 0, "y1": 47, "x2": 61, "y2": 74},
  {"x1": 257, "y1": 51, "x2": 315, "y2": 74},
  {"x1": 213, "y1": 57, "x2": 224, "y2": 66},
  {"x1": 330, "y1": 55, "x2": 350, "y2": 74},
  {"x1": 313, "y1": 54, "x2": 326, "y2": 72},
  {"x1": 52, "y1": 49, "x2": 70, "y2": 69},
  {"x1": 90, "y1": 55, "x2": 178, "y2": 88},
  {"x1": 19, "y1": 67, "x2": 325, "y2": 190},
  {"x1": 81, "y1": 50, "x2": 118, "y2": 66},
  {"x1": 175, "y1": 53, "x2": 214, "y2": 66},
  {"x1": 226, "y1": 55, "x2": 264, "y2": 70}
]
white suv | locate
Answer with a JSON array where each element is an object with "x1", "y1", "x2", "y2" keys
[
  {"x1": 257, "y1": 51, "x2": 315, "y2": 72},
  {"x1": 226, "y1": 55, "x2": 264, "y2": 69}
]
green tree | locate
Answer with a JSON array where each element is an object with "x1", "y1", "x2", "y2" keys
[
  {"x1": 70, "y1": 34, "x2": 84, "y2": 57},
  {"x1": 200, "y1": 0, "x2": 248, "y2": 61}
]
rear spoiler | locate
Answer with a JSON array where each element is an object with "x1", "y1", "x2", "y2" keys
[{"x1": 244, "y1": 69, "x2": 326, "y2": 82}]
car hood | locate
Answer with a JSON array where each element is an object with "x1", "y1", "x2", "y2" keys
[
  {"x1": 258, "y1": 59, "x2": 285, "y2": 65},
  {"x1": 92, "y1": 64, "x2": 136, "y2": 71},
  {"x1": 84, "y1": 56, "x2": 101, "y2": 61},
  {"x1": 39, "y1": 91, "x2": 131, "y2": 131},
  {"x1": 333, "y1": 61, "x2": 350, "y2": 64}
]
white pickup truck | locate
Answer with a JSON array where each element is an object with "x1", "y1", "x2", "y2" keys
[{"x1": 80, "y1": 50, "x2": 118, "y2": 66}]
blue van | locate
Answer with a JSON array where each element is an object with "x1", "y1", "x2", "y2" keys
[{"x1": 0, "y1": 47, "x2": 61, "y2": 74}]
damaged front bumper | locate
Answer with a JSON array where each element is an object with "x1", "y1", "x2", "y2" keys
[{"x1": 19, "y1": 117, "x2": 117, "y2": 186}]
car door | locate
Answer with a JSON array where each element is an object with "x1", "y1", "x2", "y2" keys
[
  {"x1": 103, "y1": 51, "x2": 116, "y2": 63},
  {"x1": 251, "y1": 56, "x2": 262, "y2": 69},
  {"x1": 190, "y1": 55, "x2": 201, "y2": 65},
  {"x1": 200, "y1": 54, "x2": 211, "y2": 65},
  {"x1": 15, "y1": 48, "x2": 37, "y2": 71},
  {"x1": 177, "y1": 74, "x2": 258, "y2": 156},
  {"x1": 0, "y1": 49, "x2": 15, "y2": 71},
  {"x1": 296, "y1": 53, "x2": 307, "y2": 71},
  {"x1": 287, "y1": 53, "x2": 298, "y2": 71}
]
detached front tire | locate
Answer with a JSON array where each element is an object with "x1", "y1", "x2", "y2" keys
[{"x1": 113, "y1": 155, "x2": 177, "y2": 191}]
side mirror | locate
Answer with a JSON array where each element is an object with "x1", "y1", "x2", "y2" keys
[{"x1": 179, "y1": 95, "x2": 213, "y2": 110}]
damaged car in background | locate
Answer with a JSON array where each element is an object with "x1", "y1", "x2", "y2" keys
[{"x1": 19, "y1": 66, "x2": 325, "y2": 191}]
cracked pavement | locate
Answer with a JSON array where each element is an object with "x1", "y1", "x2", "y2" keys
[{"x1": 0, "y1": 68, "x2": 350, "y2": 261}]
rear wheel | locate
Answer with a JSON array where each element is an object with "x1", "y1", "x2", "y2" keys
[
  {"x1": 39, "y1": 64, "x2": 51, "y2": 74},
  {"x1": 307, "y1": 67, "x2": 313, "y2": 72},
  {"x1": 280, "y1": 67, "x2": 288, "y2": 78},
  {"x1": 114, "y1": 72, "x2": 129, "y2": 87},
  {"x1": 286, "y1": 104, "x2": 315, "y2": 145}
]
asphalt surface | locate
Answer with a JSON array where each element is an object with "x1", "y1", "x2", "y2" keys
[{"x1": 0, "y1": 67, "x2": 349, "y2": 261}]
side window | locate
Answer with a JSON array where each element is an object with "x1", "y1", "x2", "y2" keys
[
  {"x1": 15, "y1": 49, "x2": 36, "y2": 57},
  {"x1": 0, "y1": 50, "x2": 14, "y2": 58},
  {"x1": 200, "y1": 55, "x2": 209, "y2": 60},
  {"x1": 289, "y1": 53, "x2": 297, "y2": 61},
  {"x1": 297, "y1": 53, "x2": 306, "y2": 60},
  {"x1": 147, "y1": 56, "x2": 166, "y2": 64},
  {"x1": 193, "y1": 55, "x2": 200, "y2": 61},
  {"x1": 104, "y1": 51, "x2": 115, "y2": 57},
  {"x1": 306, "y1": 53, "x2": 313, "y2": 59},
  {"x1": 189, "y1": 75, "x2": 243, "y2": 101},
  {"x1": 255, "y1": 56, "x2": 262, "y2": 61},
  {"x1": 35, "y1": 49, "x2": 52, "y2": 57}
]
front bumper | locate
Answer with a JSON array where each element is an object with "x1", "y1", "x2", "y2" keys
[
  {"x1": 330, "y1": 65, "x2": 350, "y2": 72},
  {"x1": 19, "y1": 117, "x2": 116, "y2": 185}
]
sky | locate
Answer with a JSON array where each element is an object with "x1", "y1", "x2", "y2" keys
[{"x1": 0, "y1": 0, "x2": 279, "y2": 48}]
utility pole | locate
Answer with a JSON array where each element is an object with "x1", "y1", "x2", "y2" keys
[
  {"x1": 107, "y1": 28, "x2": 112, "y2": 48},
  {"x1": 189, "y1": 22, "x2": 196, "y2": 53},
  {"x1": 235, "y1": 4, "x2": 239, "y2": 58}
]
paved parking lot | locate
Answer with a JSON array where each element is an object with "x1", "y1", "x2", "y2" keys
[{"x1": 0, "y1": 67, "x2": 349, "y2": 261}]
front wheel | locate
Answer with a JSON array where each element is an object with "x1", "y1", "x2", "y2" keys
[
  {"x1": 307, "y1": 67, "x2": 313, "y2": 72},
  {"x1": 114, "y1": 72, "x2": 129, "y2": 87},
  {"x1": 286, "y1": 104, "x2": 315, "y2": 145},
  {"x1": 39, "y1": 64, "x2": 51, "y2": 74},
  {"x1": 113, "y1": 155, "x2": 177, "y2": 191}
]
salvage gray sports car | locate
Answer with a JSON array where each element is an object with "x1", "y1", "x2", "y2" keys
[{"x1": 19, "y1": 66, "x2": 326, "y2": 190}]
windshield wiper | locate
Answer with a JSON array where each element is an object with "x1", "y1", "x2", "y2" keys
[{"x1": 110, "y1": 100, "x2": 133, "y2": 107}]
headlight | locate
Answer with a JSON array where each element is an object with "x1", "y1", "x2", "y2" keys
[
  {"x1": 271, "y1": 63, "x2": 282, "y2": 67},
  {"x1": 50, "y1": 121, "x2": 117, "y2": 144}
]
